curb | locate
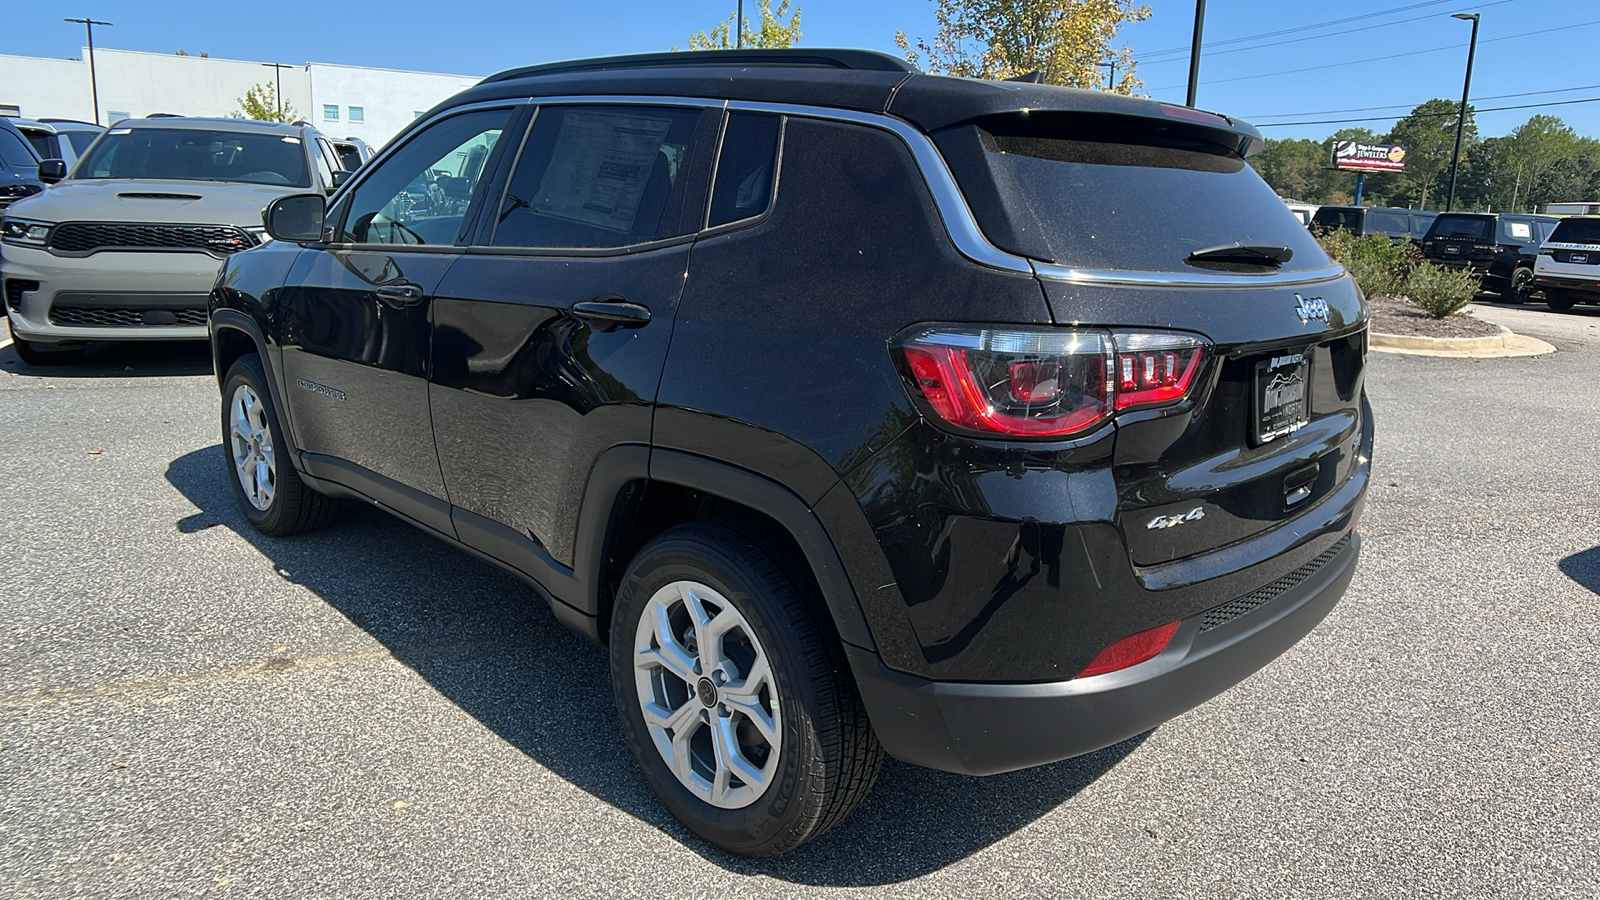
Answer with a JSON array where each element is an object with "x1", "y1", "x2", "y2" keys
[{"x1": 1370, "y1": 324, "x2": 1555, "y2": 358}]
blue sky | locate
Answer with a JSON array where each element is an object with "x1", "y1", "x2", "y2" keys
[{"x1": 5, "y1": 0, "x2": 1597, "y2": 142}]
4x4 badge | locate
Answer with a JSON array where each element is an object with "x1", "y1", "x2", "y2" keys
[
  {"x1": 1295, "y1": 293, "x2": 1330, "y2": 326},
  {"x1": 1147, "y1": 507, "x2": 1205, "y2": 530}
]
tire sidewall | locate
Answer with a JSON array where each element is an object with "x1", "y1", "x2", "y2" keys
[
  {"x1": 609, "y1": 531, "x2": 828, "y2": 856},
  {"x1": 221, "y1": 355, "x2": 291, "y2": 532}
]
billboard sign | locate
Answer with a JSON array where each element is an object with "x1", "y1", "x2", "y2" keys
[{"x1": 1332, "y1": 141, "x2": 1407, "y2": 172}]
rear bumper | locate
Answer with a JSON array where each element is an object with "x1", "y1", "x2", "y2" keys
[
  {"x1": 1532, "y1": 273, "x2": 1600, "y2": 297},
  {"x1": 849, "y1": 532, "x2": 1360, "y2": 776}
]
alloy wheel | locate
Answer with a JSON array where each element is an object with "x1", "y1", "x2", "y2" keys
[{"x1": 229, "y1": 383, "x2": 276, "y2": 511}]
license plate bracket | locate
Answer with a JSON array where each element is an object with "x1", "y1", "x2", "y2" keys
[{"x1": 1254, "y1": 351, "x2": 1311, "y2": 444}]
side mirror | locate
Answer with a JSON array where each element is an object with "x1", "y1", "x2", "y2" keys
[
  {"x1": 38, "y1": 159, "x2": 67, "y2": 185},
  {"x1": 330, "y1": 169, "x2": 352, "y2": 191},
  {"x1": 263, "y1": 193, "x2": 326, "y2": 243}
]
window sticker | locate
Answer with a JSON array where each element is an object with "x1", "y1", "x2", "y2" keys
[
  {"x1": 1507, "y1": 222, "x2": 1531, "y2": 239},
  {"x1": 532, "y1": 111, "x2": 673, "y2": 233}
]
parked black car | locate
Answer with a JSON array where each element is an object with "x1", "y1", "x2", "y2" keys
[
  {"x1": 0, "y1": 117, "x2": 44, "y2": 213},
  {"x1": 1310, "y1": 205, "x2": 1436, "y2": 243},
  {"x1": 209, "y1": 49, "x2": 1372, "y2": 856},
  {"x1": 1420, "y1": 212, "x2": 1560, "y2": 300}
]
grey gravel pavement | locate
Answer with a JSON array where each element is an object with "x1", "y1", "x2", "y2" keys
[{"x1": 1, "y1": 312, "x2": 1597, "y2": 898}]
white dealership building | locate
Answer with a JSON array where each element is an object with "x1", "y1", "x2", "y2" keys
[{"x1": 0, "y1": 47, "x2": 484, "y2": 149}]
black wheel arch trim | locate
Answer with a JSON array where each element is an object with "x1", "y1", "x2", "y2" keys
[{"x1": 209, "y1": 309, "x2": 304, "y2": 476}]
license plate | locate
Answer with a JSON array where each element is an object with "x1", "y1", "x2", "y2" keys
[
  {"x1": 1573, "y1": 253, "x2": 1590, "y2": 263},
  {"x1": 1255, "y1": 351, "x2": 1310, "y2": 444},
  {"x1": 1444, "y1": 245, "x2": 1460, "y2": 254}
]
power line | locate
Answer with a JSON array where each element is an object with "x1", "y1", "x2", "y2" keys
[
  {"x1": 1137, "y1": 0, "x2": 1462, "y2": 59},
  {"x1": 1245, "y1": 83, "x2": 1600, "y2": 120},
  {"x1": 1139, "y1": 0, "x2": 1517, "y2": 66},
  {"x1": 1254, "y1": 95, "x2": 1600, "y2": 128},
  {"x1": 1145, "y1": 18, "x2": 1600, "y2": 93}
]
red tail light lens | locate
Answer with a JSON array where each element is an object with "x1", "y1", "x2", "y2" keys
[
  {"x1": 899, "y1": 327, "x2": 1207, "y2": 439},
  {"x1": 1077, "y1": 620, "x2": 1180, "y2": 678},
  {"x1": 1114, "y1": 333, "x2": 1206, "y2": 411}
]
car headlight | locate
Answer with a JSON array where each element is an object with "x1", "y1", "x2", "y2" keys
[
  {"x1": 0, "y1": 218, "x2": 52, "y2": 246},
  {"x1": 244, "y1": 226, "x2": 272, "y2": 245}
]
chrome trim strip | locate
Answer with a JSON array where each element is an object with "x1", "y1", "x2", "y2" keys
[
  {"x1": 727, "y1": 100, "x2": 1035, "y2": 274},
  {"x1": 1033, "y1": 261, "x2": 1348, "y2": 288}
]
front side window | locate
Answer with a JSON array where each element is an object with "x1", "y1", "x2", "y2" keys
[
  {"x1": 73, "y1": 127, "x2": 311, "y2": 187},
  {"x1": 19, "y1": 130, "x2": 55, "y2": 160},
  {"x1": 337, "y1": 107, "x2": 510, "y2": 245},
  {"x1": 0, "y1": 130, "x2": 38, "y2": 170},
  {"x1": 492, "y1": 105, "x2": 708, "y2": 250},
  {"x1": 309, "y1": 137, "x2": 337, "y2": 187},
  {"x1": 324, "y1": 104, "x2": 339, "y2": 122}
]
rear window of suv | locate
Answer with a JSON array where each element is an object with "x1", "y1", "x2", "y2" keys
[
  {"x1": 74, "y1": 126, "x2": 311, "y2": 188},
  {"x1": 1426, "y1": 214, "x2": 1493, "y2": 241},
  {"x1": 935, "y1": 116, "x2": 1328, "y2": 274},
  {"x1": 1549, "y1": 218, "x2": 1600, "y2": 244}
]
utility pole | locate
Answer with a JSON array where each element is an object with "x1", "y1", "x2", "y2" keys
[
  {"x1": 63, "y1": 16, "x2": 113, "y2": 125},
  {"x1": 1185, "y1": 0, "x2": 1206, "y2": 107},
  {"x1": 737, "y1": 0, "x2": 745, "y2": 49},
  {"x1": 1099, "y1": 60, "x2": 1117, "y2": 91},
  {"x1": 1444, "y1": 12, "x2": 1480, "y2": 212},
  {"x1": 262, "y1": 62, "x2": 293, "y2": 120}
]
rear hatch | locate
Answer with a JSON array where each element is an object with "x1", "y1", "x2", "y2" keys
[
  {"x1": 1423, "y1": 213, "x2": 1497, "y2": 264},
  {"x1": 933, "y1": 109, "x2": 1366, "y2": 567},
  {"x1": 1537, "y1": 217, "x2": 1600, "y2": 273}
]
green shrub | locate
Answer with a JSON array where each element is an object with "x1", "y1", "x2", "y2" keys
[
  {"x1": 1404, "y1": 261, "x2": 1479, "y2": 319},
  {"x1": 1315, "y1": 230, "x2": 1413, "y2": 299}
]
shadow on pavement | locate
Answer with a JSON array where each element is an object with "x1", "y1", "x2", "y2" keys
[
  {"x1": 0, "y1": 338, "x2": 213, "y2": 379},
  {"x1": 1558, "y1": 546, "x2": 1600, "y2": 595},
  {"x1": 165, "y1": 444, "x2": 1143, "y2": 884}
]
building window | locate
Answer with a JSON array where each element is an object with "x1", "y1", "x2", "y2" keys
[
  {"x1": 349, "y1": 106, "x2": 364, "y2": 123},
  {"x1": 323, "y1": 104, "x2": 339, "y2": 122}
]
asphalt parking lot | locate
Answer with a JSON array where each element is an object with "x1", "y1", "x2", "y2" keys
[{"x1": 2, "y1": 306, "x2": 1597, "y2": 898}]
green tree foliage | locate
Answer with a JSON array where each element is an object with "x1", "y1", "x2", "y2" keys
[
  {"x1": 682, "y1": 0, "x2": 801, "y2": 50},
  {"x1": 894, "y1": 0, "x2": 1152, "y2": 93},
  {"x1": 1386, "y1": 98, "x2": 1475, "y2": 211},
  {"x1": 231, "y1": 82, "x2": 296, "y2": 124}
]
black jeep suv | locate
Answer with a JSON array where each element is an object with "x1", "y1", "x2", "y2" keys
[
  {"x1": 209, "y1": 50, "x2": 1371, "y2": 856},
  {"x1": 1420, "y1": 211, "x2": 1559, "y2": 300}
]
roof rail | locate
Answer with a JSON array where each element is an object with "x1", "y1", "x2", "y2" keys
[
  {"x1": 36, "y1": 118, "x2": 101, "y2": 126},
  {"x1": 482, "y1": 48, "x2": 917, "y2": 85}
]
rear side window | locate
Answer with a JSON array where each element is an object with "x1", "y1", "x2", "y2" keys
[
  {"x1": 492, "y1": 105, "x2": 712, "y2": 250},
  {"x1": 1311, "y1": 208, "x2": 1361, "y2": 231},
  {"x1": 1366, "y1": 211, "x2": 1408, "y2": 235},
  {"x1": 709, "y1": 112, "x2": 780, "y2": 228},
  {"x1": 65, "y1": 131, "x2": 99, "y2": 155},
  {"x1": 938, "y1": 119, "x2": 1327, "y2": 273},
  {"x1": 1503, "y1": 220, "x2": 1534, "y2": 242},
  {"x1": 1427, "y1": 215, "x2": 1492, "y2": 241},
  {"x1": 19, "y1": 130, "x2": 54, "y2": 160},
  {"x1": 1549, "y1": 218, "x2": 1600, "y2": 244}
]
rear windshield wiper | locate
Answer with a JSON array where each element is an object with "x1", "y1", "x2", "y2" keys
[{"x1": 1185, "y1": 242, "x2": 1294, "y2": 270}]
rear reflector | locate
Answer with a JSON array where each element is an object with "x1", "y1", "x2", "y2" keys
[{"x1": 1077, "y1": 621, "x2": 1180, "y2": 678}]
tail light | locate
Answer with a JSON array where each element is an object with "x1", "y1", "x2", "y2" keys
[{"x1": 898, "y1": 326, "x2": 1208, "y2": 439}]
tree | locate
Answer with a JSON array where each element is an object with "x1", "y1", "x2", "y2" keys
[
  {"x1": 1387, "y1": 98, "x2": 1475, "y2": 211},
  {"x1": 681, "y1": 0, "x2": 801, "y2": 50},
  {"x1": 231, "y1": 82, "x2": 296, "y2": 123},
  {"x1": 895, "y1": 0, "x2": 1152, "y2": 93},
  {"x1": 1502, "y1": 114, "x2": 1581, "y2": 212}
]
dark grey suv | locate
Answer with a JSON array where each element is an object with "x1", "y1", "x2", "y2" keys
[{"x1": 209, "y1": 49, "x2": 1371, "y2": 856}]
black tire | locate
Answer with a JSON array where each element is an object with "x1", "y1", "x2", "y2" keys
[
  {"x1": 1504, "y1": 267, "x2": 1533, "y2": 304},
  {"x1": 1547, "y1": 291, "x2": 1576, "y2": 312},
  {"x1": 9, "y1": 334, "x2": 85, "y2": 366},
  {"x1": 220, "y1": 354, "x2": 340, "y2": 535},
  {"x1": 609, "y1": 520, "x2": 883, "y2": 857}
]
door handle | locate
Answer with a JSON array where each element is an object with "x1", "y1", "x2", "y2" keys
[
  {"x1": 375, "y1": 283, "x2": 424, "y2": 304},
  {"x1": 572, "y1": 297, "x2": 651, "y2": 331}
]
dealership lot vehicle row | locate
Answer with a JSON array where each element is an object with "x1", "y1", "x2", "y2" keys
[{"x1": 0, "y1": 331, "x2": 1595, "y2": 896}]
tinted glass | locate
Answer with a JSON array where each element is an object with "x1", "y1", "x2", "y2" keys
[
  {"x1": 338, "y1": 108, "x2": 509, "y2": 245},
  {"x1": 64, "y1": 131, "x2": 99, "y2": 155},
  {"x1": 335, "y1": 144, "x2": 363, "y2": 171},
  {"x1": 1549, "y1": 218, "x2": 1600, "y2": 244},
  {"x1": 75, "y1": 127, "x2": 311, "y2": 187},
  {"x1": 20, "y1": 130, "x2": 54, "y2": 160},
  {"x1": 493, "y1": 105, "x2": 705, "y2": 249},
  {"x1": 1312, "y1": 208, "x2": 1362, "y2": 231},
  {"x1": 1426, "y1": 215, "x2": 1493, "y2": 240},
  {"x1": 1366, "y1": 211, "x2": 1408, "y2": 235},
  {"x1": 709, "y1": 112, "x2": 780, "y2": 228},
  {"x1": 948, "y1": 125, "x2": 1327, "y2": 272},
  {"x1": 0, "y1": 130, "x2": 37, "y2": 170},
  {"x1": 309, "y1": 137, "x2": 337, "y2": 187}
]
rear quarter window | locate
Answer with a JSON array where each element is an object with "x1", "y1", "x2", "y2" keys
[{"x1": 936, "y1": 122, "x2": 1329, "y2": 274}]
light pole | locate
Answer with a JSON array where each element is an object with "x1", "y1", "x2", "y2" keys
[
  {"x1": 736, "y1": 0, "x2": 744, "y2": 49},
  {"x1": 63, "y1": 16, "x2": 112, "y2": 125},
  {"x1": 262, "y1": 63, "x2": 293, "y2": 120},
  {"x1": 1445, "y1": 12, "x2": 1480, "y2": 212},
  {"x1": 1186, "y1": 0, "x2": 1206, "y2": 107}
]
